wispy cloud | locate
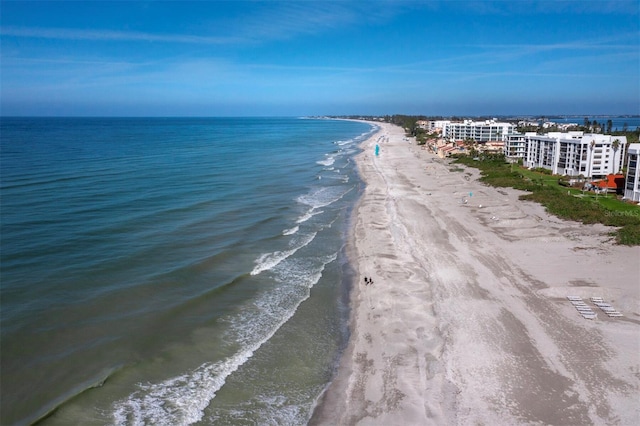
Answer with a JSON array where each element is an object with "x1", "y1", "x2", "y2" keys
[
  {"x1": 0, "y1": 26, "x2": 245, "y2": 45},
  {"x1": 440, "y1": 0, "x2": 640, "y2": 15},
  {"x1": 217, "y1": 1, "x2": 403, "y2": 43},
  {"x1": 0, "y1": 2, "x2": 399, "y2": 46},
  {"x1": 465, "y1": 40, "x2": 638, "y2": 54}
]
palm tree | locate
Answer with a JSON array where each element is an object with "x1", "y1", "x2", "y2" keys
[
  {"x1": 612, "y1": 138, "x2": 621, "y2": 151},
  {"x1": 612, "y1": 139, "x2": 622, "y2": 173},
  {"x1": 588, "y1": 140, "x2": 596, "y2": 178}
]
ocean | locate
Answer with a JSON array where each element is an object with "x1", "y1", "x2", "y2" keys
[{"x1": 0, "y1": 117, "x2": 376, "y2": 425}]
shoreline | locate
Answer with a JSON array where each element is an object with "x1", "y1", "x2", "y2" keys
[{"x1": 312, "y1": 122, "x2": 639, "y2": 425}]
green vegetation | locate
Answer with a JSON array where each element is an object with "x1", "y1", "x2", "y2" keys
[
  {"x1": 453, "y1": 154, "x2": 640, "y2": 245},
  {"x1": 385, "y1": 115, "x2": 432, "y2": 145}
]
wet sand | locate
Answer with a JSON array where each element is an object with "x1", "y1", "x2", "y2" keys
[{"x1": 312, "y1": 122, "x2": 640, "y2": 425}]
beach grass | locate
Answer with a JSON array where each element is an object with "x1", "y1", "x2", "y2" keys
[{"x1": 453, "y1": 154, "x2": 640, "y2": 245}]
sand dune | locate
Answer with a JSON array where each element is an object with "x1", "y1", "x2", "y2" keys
[{"x1": 312, "y1": 122, "x2": 639, "y2": 425}]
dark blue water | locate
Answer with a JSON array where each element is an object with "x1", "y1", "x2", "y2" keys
[
  {"x1": 0, "y1": 117, "x2": 376, "y2": 425},
  {"x1": 552, "y1": 116, "x2": 640, "y2": 131}
]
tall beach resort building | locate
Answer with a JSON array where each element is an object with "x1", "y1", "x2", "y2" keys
[
  {"x1": 515, "y1": 132, "x2": 626, "y2": 178},
  {"x1": 625, "y1": 143, "x2": 640, "y2": 202},
  {"x1": 504, "y1": 132, "x2": 535, "y2": 160},
  {"x1": 442, "y1": 120, "x2": 516, "y2": 142}
]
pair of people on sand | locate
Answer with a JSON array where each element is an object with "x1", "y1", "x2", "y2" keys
[{"x1": 364, "y1": 276, "x2": 374, "y2": 285}]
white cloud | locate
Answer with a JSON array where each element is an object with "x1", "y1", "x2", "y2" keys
[{"x1": 0, "y1": 26, "x2": 244, "y2": 45}]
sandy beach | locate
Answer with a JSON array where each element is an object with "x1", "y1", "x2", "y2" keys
[{"x1": 312, "y1": 122, "x2": 640, "y2": 425}]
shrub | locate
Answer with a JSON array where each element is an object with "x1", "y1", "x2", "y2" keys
[
  {"x1": 533, "y1": 167, "x2": 552, "y2": 175},
  {"x1": 453, "y1": 155, "x2": 640, "y2": 245},
  {"x1": 617, "y1": 223, "x2": 640, "y2": 245}
]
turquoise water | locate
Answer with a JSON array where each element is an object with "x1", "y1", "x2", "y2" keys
[{"x1": 0, "y1": 117, "x2": 376, "y2": 425}]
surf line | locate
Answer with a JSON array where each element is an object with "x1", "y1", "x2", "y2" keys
[{"x1": 250, "y1": 232, "x2": 317, "y2": 276}]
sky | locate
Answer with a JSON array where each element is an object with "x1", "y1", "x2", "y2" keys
[{"x1": 1, "y1": 0, "x2": 639, "y2": 117}]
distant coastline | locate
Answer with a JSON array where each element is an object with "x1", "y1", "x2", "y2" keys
[{"x1": 324, "y1": 114, "x2": 640, "y2": 133}]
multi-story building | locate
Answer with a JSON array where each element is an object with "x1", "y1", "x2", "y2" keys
[
  {"x1": 520, "y1": 132, "x2": 626, "y2": 178},
  {"x1": 504, "y1": 132, "x2": 535, "y2": 160},
  {"x1": 625, "y1": 143, "x2": 640, "y2": 202},
  {"x1": 427, "y1": 120, "x2": 451, "y2": 132},
  {"x1": 441, "y1": 119, "x2": 516, "y2": 142}
]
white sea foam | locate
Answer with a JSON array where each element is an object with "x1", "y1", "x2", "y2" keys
[
  {"x1": 239, "y1": 253, "x2": 337, "y2": 340},
  {"x1": 282, "y1": 226, "x2": 299, "y2": 236},
  {"x1": 113, "y1": 353, "x2": 248, "y2": 425},
  {"x1": 296, "y1": 208, "x2": 323, "y2": 224},
  {"x1": 251, "y1": 395, "x2": 309, "y2": 426},
  {"x1": 321, "y1": 174, "x2": 349, "y2": 183},
  {"x1": 208, "y1": 396, "x2": 308, "y2": 425},
  {"x1": 113, "y1": 251, "x2": 338, "y2": 426},
  {"x1": 297, "y1": 186, "x2": 353, "y2": 210},
  {"x1": 250, "y1": 232, "x2": 316, "y2": 276},
  {"x1": 316, "y1": 156, "x2": 335, "y2": 167}
]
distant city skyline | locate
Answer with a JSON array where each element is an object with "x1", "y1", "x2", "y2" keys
[{"x1": 1, "y1": 1, "x2": 639, "y2": 117}]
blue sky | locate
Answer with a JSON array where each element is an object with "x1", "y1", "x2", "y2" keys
[{"x1": 1, "y1": 0, "x2": 639, "y2": 116}]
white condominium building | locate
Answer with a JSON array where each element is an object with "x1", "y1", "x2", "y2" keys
[
  {"x1": 625, "y1": 143, "x2": 640, "y2": 201},
  {"x1": 426, "y1": 120, "x2": 451, "y2": 131},
  {"x1": 517, "y1": 132, "x2": 626, "y2": 178},
  {"x1": 504, "y1": 132, "x2": 536, "y2": 159},
  {"x1": 441, "y1": 120, "x2": 516, "y2": 142}
]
